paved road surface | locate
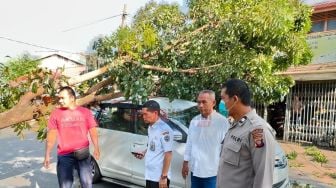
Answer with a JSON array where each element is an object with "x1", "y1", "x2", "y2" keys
[{"x1": 0, "y1": 128, "x2": 125, "y2": 188}]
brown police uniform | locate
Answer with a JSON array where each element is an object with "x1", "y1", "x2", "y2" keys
[{"x1": 217, "y1": 110, "x2": 275, "y2": 188}]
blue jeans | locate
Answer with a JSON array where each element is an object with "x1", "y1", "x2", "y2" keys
[
  {"x1": 191, "y1": 172, "x2": 216, "y2": 188},
  {"x1": 57, "y1": 153, "x2": 92, "y2": 188}
]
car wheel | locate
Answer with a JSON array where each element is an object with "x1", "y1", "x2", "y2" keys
[{"x1": 91, "y1": 157, "x2": 102, "y2": 183}]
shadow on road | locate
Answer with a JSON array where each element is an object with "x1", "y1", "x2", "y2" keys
[
  {"x1": 0, "y1": 129, "x2": 125, "y2": 188},
  {"x1": 0, "y1": 131, "x2": 58, "y2": 188}
]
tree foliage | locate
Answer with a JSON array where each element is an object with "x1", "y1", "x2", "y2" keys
[
  {"x1": 0, "y1": 0, "x2": 313, "y2": 138},
  {"x1": 94, "y1": 0, "x2": 312, "y2": 103},
  {"x1": 0, "y1": 54, "x2": 41, "y2": 112}
]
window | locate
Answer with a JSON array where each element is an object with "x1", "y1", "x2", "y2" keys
[
  {"x1": 98, "y1": 106, "x2": 133, "y2": 133},
  {"x1": 134, "y1": 109, "x2": 148, "y2": 136},
  {"x1": 327, "y1": 19, "x2": 336, "y2": 31},
  {"x1": 311, "y1": 21, "x2": 324, "y2": 33},
  {"x1": 169, "y1": 106, "x2": 199, "y2": 128}
]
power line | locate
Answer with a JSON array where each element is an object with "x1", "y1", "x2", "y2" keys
[
  {"x1": 0, "y1": 36, "x2": 86, "y2": 56},
  {"x1": 62, "y1": 14, "x2": 124, "y2": 32},
  {"x1": 0, "y1": 11, "x2": 128, "y2": 56}
]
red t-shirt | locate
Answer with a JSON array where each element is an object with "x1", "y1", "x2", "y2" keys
[{"x1": 48, "y1": 106, "x2": 97, "y2": 155}]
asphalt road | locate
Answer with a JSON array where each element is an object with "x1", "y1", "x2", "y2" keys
[{"x1": 0, "y1": 128, "x2": 124, "y2": 188}]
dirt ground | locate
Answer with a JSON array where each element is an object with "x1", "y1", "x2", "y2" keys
[{"x1": 279, "y1": 141, "x2": 336, "y2": 187}]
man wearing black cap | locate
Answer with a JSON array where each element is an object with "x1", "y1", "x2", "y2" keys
[{"x1": 132, "y1": 100, "x2": 173, "y2": 188}]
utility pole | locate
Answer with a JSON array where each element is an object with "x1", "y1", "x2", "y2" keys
[{"x1": 121, "y1": 4, "x2": 127, "y2": 28}]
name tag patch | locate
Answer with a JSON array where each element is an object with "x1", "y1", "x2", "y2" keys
[{"x1": 230, "y1": 135, "x2": 242, "y2": 143}]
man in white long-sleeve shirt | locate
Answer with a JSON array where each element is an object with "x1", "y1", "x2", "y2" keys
[{"x1": 181, "y1": 90, "x2": 229, "y2": 188}]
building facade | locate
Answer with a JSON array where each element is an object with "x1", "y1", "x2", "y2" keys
[
  {"x1": 37, "y1": 53, "x2": 86, "y2": 78},
  {"x1": 275, "y1": 1, "x2": 336, "y2": 148}
]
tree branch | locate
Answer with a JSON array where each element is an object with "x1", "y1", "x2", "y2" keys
[
  {"x1": 86, "y1": 77, "x2": 115, "y2": 95},
  {"x1": 76, "y1": 92, "x2": 123, "y2": 106},
  {"x1": 0, "y1": 87, "x2": 46, "y2": 129},
  {"x1": 68, "y1": 66, "x2": 109, "y2": 85},
  {"x1": 127, "y1": 61, "x2": 224, "y2": 74}
]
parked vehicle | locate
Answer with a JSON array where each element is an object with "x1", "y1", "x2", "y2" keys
[{"x1": 90, "y1": 97, "x2": 290, "y2": 188}]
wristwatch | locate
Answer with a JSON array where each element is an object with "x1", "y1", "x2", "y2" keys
[{"x1": 161, "y1": 175, "x2": 168, "y2": 179}]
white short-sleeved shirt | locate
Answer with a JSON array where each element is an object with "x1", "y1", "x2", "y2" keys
[
  {"x1": 184, "y1": 111, "x2": 229, "y2": 178},
  {"x1": 145, "y1": 118, "x2": 174, "y2": 182}
]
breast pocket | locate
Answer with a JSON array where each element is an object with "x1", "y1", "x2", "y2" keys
[{"x1": 223, "y1": 142, "x2": 241, "y2": 166}]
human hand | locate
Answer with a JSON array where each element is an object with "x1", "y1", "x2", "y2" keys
[
  {"x1": 93, "y1": 148, "x2": 100, "y2": 160},
  {"x1": 181, "y1": 161, "x2": 189, "y2": 179},
  {"x1": 44, "y1": 155, "x2": 50, "y2": 169},
  {"x1": 131, "y1": 151, "x2": 144, "y2": 159},
  {"x1": 159, "y1": 177, "x2": 168, "y2": 188}
]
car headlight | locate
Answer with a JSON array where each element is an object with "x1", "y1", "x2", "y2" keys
[{"x1": 275, "y1": 155, "x2": 288, "y2": 169}]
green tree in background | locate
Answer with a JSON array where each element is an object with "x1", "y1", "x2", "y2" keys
[
  {"x1": 0, "y1": 54, "x2": 40, "y2": 112},
  {"x1": 94, "y1": 0, "x2": 312, "y2": 103}
]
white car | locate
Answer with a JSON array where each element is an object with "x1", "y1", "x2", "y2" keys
[{"x1": 90, "y1": 97, "x2": 290, "y2": 188}]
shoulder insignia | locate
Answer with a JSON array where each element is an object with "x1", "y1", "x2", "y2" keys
[
  {"x1": 164, "y1": 134, "x2": 170, "y2": 142},
  {"x1": 251, "y1": 128, "x2": 264, "y2": 148},
  {"x1": 162, "y1": 131, "x2": 169, "y2": 135}
]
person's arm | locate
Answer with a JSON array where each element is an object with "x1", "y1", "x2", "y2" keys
[
  {"x1": 89, "y1": 127, "x2": 100, "y2": 160},
  {"x1": 44, "y1": 129, "x2": 57, "y2": 169},
  {"x1": 87, "y1": 108, "x2": 100, "y2": 160},
  {"x1": 159, "y1": 127, "x2": 174, "y2": 188},
  {"x1": 182, "y1": 136, "x2": 191, "y2": 179},
  {"x1": 250, "y1": 126, "x2": 275, "y2": 188},
  {"x1": 182, "y1": 120, "x2": 194, "y2": 179},
  {"x1": 159, "y1": 151, "x2": 172, "y2": 188}
]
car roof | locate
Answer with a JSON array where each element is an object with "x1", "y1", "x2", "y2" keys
[{"x1": 151, "y1": 97, "x2": 197, "y2": 113}]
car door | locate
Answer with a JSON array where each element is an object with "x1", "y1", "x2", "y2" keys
[
  {"x1": 129, "y1": 108, "x2": 148, "y2": 186},
  {"x1": 96, "y1": 104, "x2": 134, "y2": 182},
  {"x1": 164, "y1": 119, "x2": 189, "y2": 188}
]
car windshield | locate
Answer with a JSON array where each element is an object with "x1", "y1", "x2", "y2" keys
[{"x1": 167, "y1": 106, "x2": 199, "y2": 128}]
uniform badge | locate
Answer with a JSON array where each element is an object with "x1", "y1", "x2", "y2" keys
[
  {"x1": 252, "y1": 128, "x2": 264, "y2": 148},
  {"x1": 164, "y1": 134, "x2": 170, "y2": 142},
  {"x1": 162, "y1": 131, "x2": 170, "y2": 142},
  {"x1": 150, "y1": 140, "x2": 155, "y2": 151}
]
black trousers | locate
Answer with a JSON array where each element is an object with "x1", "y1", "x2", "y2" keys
[{"x1": 145, "y1": 179, "x2": 170, "y2": 188}]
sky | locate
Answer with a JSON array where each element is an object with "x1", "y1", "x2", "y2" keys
[{"x1": 0, "y1": 0, "x2": 184, "y2": 63}]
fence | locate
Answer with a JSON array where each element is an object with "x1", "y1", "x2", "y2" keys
[{"x1": 283, "y1": 80, "x2": 336, "y2": 148}]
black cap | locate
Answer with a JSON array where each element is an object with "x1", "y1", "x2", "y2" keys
[{"x1": 142, "y1": 100, "x2": 160, "y2": 110}]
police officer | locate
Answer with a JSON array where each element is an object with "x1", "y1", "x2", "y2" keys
[
  {"x1": 217, "y1": 79, "x2": 276, "y2": 188},
  {"x1": 132, "y1": 100, "x2": 173, "y2": 188}
]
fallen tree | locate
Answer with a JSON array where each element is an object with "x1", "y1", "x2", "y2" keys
[{"x1": 0, "y1": 0, "x2": 313, "y2": 140}]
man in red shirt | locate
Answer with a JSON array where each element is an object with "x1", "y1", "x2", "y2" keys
[{"x1": 43, "y1": 86, "x2": 100, "y2": 188}]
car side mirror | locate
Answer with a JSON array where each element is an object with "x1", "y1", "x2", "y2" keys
[{"x1": 173, "y1": 130, "x2": 183, "y2": 141}]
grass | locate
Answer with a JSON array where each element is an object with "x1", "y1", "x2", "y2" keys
[
  {"x1": 289, "y1": 162, "x2": 304, "y2": 168},
  {"x1": 326, "y1": 172, "x2": 336, "y2": 179},
  {"x1": 304, "y1": 146, "x2": 319, "y2": 156},
  {"x1": 291, "y1": 180, "x2": 314, "y2": 188},
  {"x1": 304, "y1": 146, "x2": 328, "y2": 167},
  {"x1": 286, "y1": 150, "x2": 298, "y2": 160}
]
